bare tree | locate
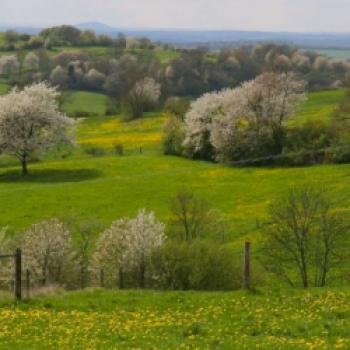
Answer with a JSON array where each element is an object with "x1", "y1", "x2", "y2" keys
[
  {"x1": 170, "y1": 189, "x2": 212, "y2": 241},
  {"x1": 260, "y1": 185, "x2": 349, "y2": 288}
]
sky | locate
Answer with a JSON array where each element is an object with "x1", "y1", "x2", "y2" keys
[{"x1": 1, "y1": 0, "x2": 350, "y2": 32}]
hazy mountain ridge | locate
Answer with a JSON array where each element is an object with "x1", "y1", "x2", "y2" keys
[{"x1": 2, "y1": 22, "x2": 350, "y2": 48}]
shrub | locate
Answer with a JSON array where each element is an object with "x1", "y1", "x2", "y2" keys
[
  {"x1": 151, "y1": 241, "x2": 241, "y2": 290},
  {"x1": 162, "y1": 116, "x2": 185, "y2": 156},
  {"x1": 114, "y1": 144, "x2": 124, "y2": 156},
  {"x1": 84, "y1": 146, "x2": 106, "y2": 157},
  {"x1": 282, "y1": 121, "x2": 335, "y2": 165},
  {"x1": 106, "y1": 98, "x2": 120, "y2": 116},
  {"x1": 164, "y1": 97, "x2": 191, "y2": 120}
]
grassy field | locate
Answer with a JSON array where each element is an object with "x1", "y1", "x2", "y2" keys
[
  {"x1": 0, "y1": 288, "x2": 349, "y2": 349},
  {"x1": 0, "y1": 81, "x2": 9, "y2": 95},
  {"x1": 294, "y1": 88, "x2": 346, "y2": 124},
  {"x1": 313, "y1": 48, "x2": 350, "y2": 60},
  {"x1": 0, "y1": 88, "x2": 347, "y2": 238},
  {"x1": 61, "y1": 90, "x2": 109, "y2": 116}
]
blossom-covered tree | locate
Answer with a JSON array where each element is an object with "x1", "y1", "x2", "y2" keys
[
  {"x1": 125, "y1": 209, "x2": 165, "y2": 287},
  {"x1": 0, "y1": 55, "x2": 19, "y2": 76},
  {"x1": 0, "y1": 228, "x2": 14, "y2": 284},
  {"x1": 184, "y1": 72, "x2": 306, "y2": 161},
  {"x1": 21, "y1": 219, "x2": 74, "y2": 285},
  {"x1": 0, "y1": 83, "x2": 74, "y2": 175},
  {"x1": 92, "y1": 218, "x2": 129, "y2": 288},
  {"x1": 50, "y1": 65, "x2": 69, "y2": 88},
  {"x1": 23, "y1": 52, "x2": 40, "y2": 71},
  {"x1": 84, "y1": 68, "x2": 106, "y2": 91},
  {"x1": 92, "y1": 209, "x2": 165, "y2": 288},
  {"x1": 126, "y1": 78, "x2": 161, "y2": 118}
]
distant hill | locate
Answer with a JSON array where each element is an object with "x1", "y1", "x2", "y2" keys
[{"x1": 3, "y1": 22, "x2": 350, "y2": 49}]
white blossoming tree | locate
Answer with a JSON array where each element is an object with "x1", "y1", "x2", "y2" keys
[
  {"x1": 125, "y1": 209, "x2": 165, "y2": 288},
  {"x1": 92, "y1": 209, "x2": 165, "y2": 288},
  {"x1": 21, "y1": 219, "x2": 74, "y2": 285},
  {"x1": 50, "y1": 65, "x2": 69, "y2": 88},
  {"x1": 0, "y1": 228, "x2": 14, "y2": 286},
  {"x1": 126, "y1": 78, "x2": 161, "y2": 119},
  {"x1": 92, "y1": 218, "x2": 129, "y2": 288},
  {"x1": 0, "y1": 82, "x2": 74, "y2": 175},
  {"x1": 0, "y1": 55, "x2": 19, "y2": 76},
  {"x1": 184, "y1": 72, "x2": 306, "y2": 161},
  {"x1": 23, "y1": 52, "x2": 40, "y2": 71}
]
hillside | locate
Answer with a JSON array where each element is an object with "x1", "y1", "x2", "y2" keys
[{"x1": 0, "y1": 88, "x2": 347, "y2": 242}]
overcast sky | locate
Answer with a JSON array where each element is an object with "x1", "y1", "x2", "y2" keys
[{"x1": 1, "y1": 0, "x2": 350, "y2": 32}]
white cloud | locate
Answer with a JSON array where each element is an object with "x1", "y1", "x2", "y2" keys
[{"x1": 0, "y1": 0, "x2": 349, "y2": 32}]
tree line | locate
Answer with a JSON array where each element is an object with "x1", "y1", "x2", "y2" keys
[{"x1": 0, "y1": 185, "x2": 348, "y2": 291}]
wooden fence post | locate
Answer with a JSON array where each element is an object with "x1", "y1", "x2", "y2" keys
[
  {"x1": 243, "y1": 241, "x2": 251, "y2": 290},
  {"x1": 25, "y1": 269, "x2": 30, "y2": 299},
  {"x1": 100, "y1": 269, "x2": 104, "y2": 288},
  {"x1": 14, "y1": 248, "x2": 22, "y2": 301}
]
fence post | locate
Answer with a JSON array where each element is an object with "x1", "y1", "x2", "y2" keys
[
  {"x1": 100, "y1": 269, "x2": 104, "y2": 288},
  {"x1": 243, "y1": 241, "x2": 251, "y2": 290},
  {"x1": 14, "y1": 248, "x2": 22, "y2": 301},
  {"x1": 25, "y1": 269, "x2": 30, "y2": 299}
]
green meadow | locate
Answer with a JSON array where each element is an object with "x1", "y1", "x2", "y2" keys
[
  {"x1": 0, "y1": 88, "x2": 348, "y2": 242},
  {"x1": 0, "y1": 288, "x2": 350, "y2": 349}
]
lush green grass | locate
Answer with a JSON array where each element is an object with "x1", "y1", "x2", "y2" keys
[
  {"x1": 0, "y1": 80, "x2": 10, "y2": 95},
  {"x1": 314, "y1": 48, "x2": 350, "y2": 60},
  {"x1": 0, "y1": 89, "x2": 348, "y2": 239},
  {"x1": 62, "y1": 90, "x2": 108, "y2": 116},
  {"x1": 0, "y1": 288, "x2": 350, "y2": 349},
  {"x1": 292, "y1": 88, "x2": 346, "y2": 125}
]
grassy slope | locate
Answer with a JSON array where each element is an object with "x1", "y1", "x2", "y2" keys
[
  {"x1": 295, "y1": 88, "x2": 346, "y2": 124},
  {"x1": 0, "y1": 288, "x2": 349, "y2": 349},
  {"x1": 61, "y1": 90, "x2": 108, "y2": 116},
  {"x1": 0, "y1": 89, "x2": 347, "y2": 240}
]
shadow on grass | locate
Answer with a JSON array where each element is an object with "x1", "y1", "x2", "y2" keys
[{"x1": 0, "y1": 168, "x2": 102, "y2": 183}]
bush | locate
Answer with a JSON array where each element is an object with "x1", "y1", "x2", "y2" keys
[
  {"x1": 114, "y1": 144, "x2": 124, "y2": 156},
  {"x1": 84, "y1": 146, "x2": 106, "y2": 157},
  {"x1": 151, "y1": 241, "x2": 241, "y2": 290},
  {"x1": 106, "y1": 98, "x2": 120, "y2": 116},
  {"x1": 69, "y1": 111, "x2": 96, "y2": 118},
  {"x1": 162, "y1": 116, "x2": 185, "y2": 156},
  {"x1": 164, "y1": 97, "x2": 191, "y2": 120},
  {"x1": 281, "y1": 121, "x2": 335, "y2": 166}
]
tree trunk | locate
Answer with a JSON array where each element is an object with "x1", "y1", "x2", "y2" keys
[
  {"x1": 21, "y1": 159, "x2": 28, "y2": 176},
  {"x1": 119, "y1": 268, "x2": 124, "y2": 289},
  {"x1": 139, "y1": 261, "x2": 145, "y2": 288}
]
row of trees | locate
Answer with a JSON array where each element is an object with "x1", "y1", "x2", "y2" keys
[
  {"x1": 2, "y1": 26, "x2": 157, "y2": 51},
  {"x1": 0, "y1": 185, "x2": 347, "y2": 290},
  {"x1": 0, "y1": 189, "x2": 241, "y2": 291},
  {"x1": 1, "y1": 41, "x2": 350, "y2": 113}
]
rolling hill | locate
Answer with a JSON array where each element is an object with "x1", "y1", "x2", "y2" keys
[{"x1": 0, "y1": 88, "x2": 347, "y2": 242}]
